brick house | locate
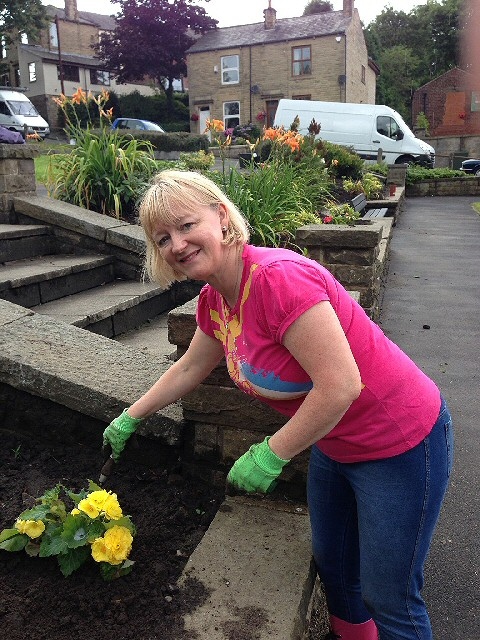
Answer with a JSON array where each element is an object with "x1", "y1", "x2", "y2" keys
[
  {"x1": 412, "y1": 68, "x2": 480, "y2": 137},
  {"x1": 2, "y1": 0, "x2": 156, "y2": 129},
  {"x1": 186, "y1": 0, "x2": 378, "y2": 134}
]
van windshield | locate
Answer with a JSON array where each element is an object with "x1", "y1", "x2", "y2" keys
[{"x1": 7, "y1": 100, "x2": 39, "y2": 117}]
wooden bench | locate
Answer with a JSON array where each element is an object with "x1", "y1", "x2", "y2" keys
[{"x1": 351, "y1": 193, "x2": 388, "y2": 219}]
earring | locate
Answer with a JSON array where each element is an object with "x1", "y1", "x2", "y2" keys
[{"x1": 222, "y1": 226, "x2": 227, "y2": 232}]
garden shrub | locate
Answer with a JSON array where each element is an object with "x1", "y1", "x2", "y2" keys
[
  {"x1": 405, "y1": 165, "x2": 466, "y2": 185},
  {"x1": 318, "y1": 141, "x2": 364, "y2": 179},
  {"x1": 117, "y1": 90, "x2": 189, "y2": 125},
  {"x1": 114, "y1": 130, "x2": 209, "y2": 152}
]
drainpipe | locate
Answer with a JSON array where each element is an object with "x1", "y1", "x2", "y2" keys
[{"x1": 55, "y1": 15, "x2": 65, "y2": 95}]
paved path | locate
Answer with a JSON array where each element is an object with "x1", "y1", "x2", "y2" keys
[{"x1": 379, "y1": 196, "x2": 480, "y2": 639}]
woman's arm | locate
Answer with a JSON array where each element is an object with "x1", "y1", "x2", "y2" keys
[
  {"x1": 127, "y1": 327, "x2": 225, "y2": 419},
  {"x1": 268, "y1": 301, "x2": 362, "y2": 460}
]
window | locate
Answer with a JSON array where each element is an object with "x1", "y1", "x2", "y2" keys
[
  {"x1": 21, "y1": 33, "x2": 28, "y2": 44},
  {"x1": 223, "y1": 101, "x2": 240, "y2": 129},
  {"x1": 376, "y1": 116, "x2": 402, "y2": 140},
  {"x1": 221, "y1": 55, "x2": 239, "y2": 84},
  {"x1": 28, "y1": 62, "x2": 36, "y2": 82},
  {"x1": 292, "y1": 95, "x2": 311, "y2": 100},
  {"x1": 58, "y1": 65, "x2": 80, "y2": 82},
  {"x1": 292, "y1": 46, "x2": 311, "y2": 76},
  {"x1": 0, "y1": 101, "x2": 10, "y2": 115},
  {"x1": 90, "y1": 69, "x2": 110, "y2": 86},
  {"x1": 49, "y1": 23, "x2": 58, "y2": 48},
  {"x1": 361, "y1": 65, "x2": 366, "y2": 84}
]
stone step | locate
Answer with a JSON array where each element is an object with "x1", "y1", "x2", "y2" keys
[
  {"x1": 0, "y1": 223, "x2": 57, "y2": 262},
  {"x1": 0, "y1": 253, "x2": 115, "y2": 308},
  {"x1": 31, "y1": 279, "x2": 173, "y2": 339}
]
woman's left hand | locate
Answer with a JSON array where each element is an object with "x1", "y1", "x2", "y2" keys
[{"x1": 226, "y1": 437, "x2": 290, "y2": 493}]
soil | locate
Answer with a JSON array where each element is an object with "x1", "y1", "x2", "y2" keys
[{"x1": 0, "y1": 431, "x2": 224, "y2": 640}]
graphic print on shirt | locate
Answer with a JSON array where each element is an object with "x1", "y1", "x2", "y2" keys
[{"x1": 209, "y1": 263, "x2": 313, "y2": 401}]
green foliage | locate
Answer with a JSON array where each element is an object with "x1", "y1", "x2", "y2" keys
[
  {"x1": 114, "y1": 130, "x2": 209, "y2": 152},
  {"x1": 47, "y1": 131, "x2": 158, "y2": 221},
  {"x1": 303, "y1": 0, "x2": 333, "y2": 14},
  {"x1": 117, "y1": 90, "x2": 189, "y2": 125},
  {"x1": 212, "y1": 162, "x2": 321, "y2": 248},
  {"x1": 415, "y1": 111, "x2": 430, "y2": 134},
  {"x1": 321, "y1": 202, "x2": 360, "y2": 224},
  {"x1": 0, "y1": 0, "x2": 48, "y2": 46},
  {"x1": 176, "y1": 150, "x2": 215, "y2": 171},
  {"x1": 319, "y1": 141, "x2": 365, "y2": 179},
  {"x1": 365, "y1": 0, "x2": 462, "y2": 122},
  {"x1": 405, "y1": 165, "x2": 467, "y2": 185},
  {"x1": 343, "y1": 173, "x2": 386, "y2": 200}
]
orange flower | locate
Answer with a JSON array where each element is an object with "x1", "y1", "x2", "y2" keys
[
  {"x1": 52, "y1": 93, "x2": 67, "y2": 107},
  {"x1": 71, "y1": 87, "x2": 86, "y2": 105},
  {"x1": 205, "y1": 118, "x2": 225, "y2": 133},
  {"x1": 283, "y1": 136, "x2": 301, "y2": 152},
  {"x1": 263, "y1": 127, "x2": 283, "y2": 141}
]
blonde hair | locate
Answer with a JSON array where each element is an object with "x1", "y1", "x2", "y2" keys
[{"x1": 139, "y1": 170, "x2": 250, "y2": 288}]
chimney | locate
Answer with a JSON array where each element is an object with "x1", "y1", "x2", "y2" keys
[
  {"x1": 64, "y1": 0, "x2": 78, "y2": 21},
  {"x1": 264, "y1": 1, "x2": 277, "y2": 30},
  {"x1": 343, "y1": 0, "x2": 353, "y2": 18}
]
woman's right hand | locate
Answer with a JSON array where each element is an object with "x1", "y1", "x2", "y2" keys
[{"x1": 102, "y1": 410, "x2": 143, "y2": 460}]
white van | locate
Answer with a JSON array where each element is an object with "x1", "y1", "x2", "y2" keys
[
  {"x1": 0, "y1": 88, "x2": 50, "y2": 138},
  {"x1": 273, "y1": 99, "x2": 435, "y2": 167}
]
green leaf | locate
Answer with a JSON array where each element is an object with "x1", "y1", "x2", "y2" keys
[
  {"x1": 0, "y1": 533, "x2": 29, "y2": 551},
  {"x1": 57, "y1": 546, "x2": 90, "y2": 577},
  {"x1": 61, "y1": 515, "x2": 92, "y2": 548},
  {"x1": 18, "y1": 504, "x2": 50, "y2": 520},
  {"x1": 0, "y1": 528, "x2": 20, "y2": 543},
  {"x1": 25, "y1": 541, "x2": 41, "y2": 557},
  {"x1": 39, "y1": 525, "x2": 68, "y2": 557},
  {"x1": 104, "y1": 517, "x2": 135, "y2": 535},
  {"x1": 99, "y1": 559, "x2": 135, "y2": 581}
]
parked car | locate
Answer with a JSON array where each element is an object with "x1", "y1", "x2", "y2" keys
[
  {"x1": 111, "y1": 118, "x2": 165, "y2": 132},
  {"x1": 460, "y1": 158, "x2": 480, "y2": 176}
]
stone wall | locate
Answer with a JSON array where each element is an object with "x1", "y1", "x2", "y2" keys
[
  {"x1": 0, "y1": 144, "x2": 38, "y2": 222},
  {"x1": 406, "y1": 176, "x2": 480, "y2": 197}
]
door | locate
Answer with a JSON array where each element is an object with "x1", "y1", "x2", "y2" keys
[
  {"x1": 199, "y1": 106, "x2": 211, "y2": 140},
  {"x1": 266, "y1": 100, "x2": 278, "y2": 128}
]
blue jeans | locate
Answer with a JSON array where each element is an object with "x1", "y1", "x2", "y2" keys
[{"x1": 307, "y1": 399, "x2": 453, "y2": 640}]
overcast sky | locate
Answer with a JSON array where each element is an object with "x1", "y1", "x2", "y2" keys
[{"x1": 45, "y1": 0, "x2": 429, "y2": 28}]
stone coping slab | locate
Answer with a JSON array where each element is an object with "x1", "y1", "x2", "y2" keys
[
  {"x1": 180, "y1": 495, "x2": 315, "y2": 640},
  {"x1": 0, "y1": 298, "x2": 182, "y2": 444}
]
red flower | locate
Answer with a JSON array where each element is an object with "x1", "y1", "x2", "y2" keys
[
  {"x1": 459, "y1": 112, "x2": 466, "y2": 120},
  {"x1": 190, "y1": 112, "x2": 199, "y2": 122},
  {"x1": 323, "y1": 216, "x2": 334, "y2": 224}
]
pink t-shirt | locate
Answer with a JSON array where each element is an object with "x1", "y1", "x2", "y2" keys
[{"x1": 196, "y1": 244, "x2": 441, "y2": 462}]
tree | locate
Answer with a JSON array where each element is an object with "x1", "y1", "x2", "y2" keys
[
  {"x1": 98, "y1": 0, "x2": 217, "y2": 117},
  {"x1": 303, "y1": 1, "x2": 333, "y2": 15},
  {"x1": 0, "y1": 0, "x2": 47, "y2": 45},
  {"x1": 364, "y1": 0, "x2": 462, "y2": 123}
]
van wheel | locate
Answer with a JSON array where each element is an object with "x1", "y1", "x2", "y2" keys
[
  {"x1": 475, "y1": 169, "x2": 480, "y2": 177},
  {"x1": 395, "y1": 156, "x2": 415, "y2": 166}
]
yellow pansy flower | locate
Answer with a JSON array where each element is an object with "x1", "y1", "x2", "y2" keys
[
  {"x1": 15, "y1": 519, "x2": 45, "y2": 539},
  {"x1": 91, "y1": 526, "x2": 133, "y2": 565}
]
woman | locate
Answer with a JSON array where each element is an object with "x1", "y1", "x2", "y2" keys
[{"x1": 103, "y1": 170, "x2": 453, "y2": 640}]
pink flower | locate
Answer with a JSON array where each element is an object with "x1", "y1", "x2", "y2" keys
[{"x1": 323, "y1": 216, "x2": 334, "y2": 224}]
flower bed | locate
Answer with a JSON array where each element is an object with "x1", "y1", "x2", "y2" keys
[{"x1": 0, "y1": 431, "x2": 223, "y2": 639}]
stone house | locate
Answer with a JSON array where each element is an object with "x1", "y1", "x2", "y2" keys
[
  {"x1": 186, "y1": 0, "x2": 378, "y2": 134},
  {"x1": 2, "y1": 0, "x2": 156, "y2": 129},
  {"x1": 412, "y1": 68, "x2": 480, "y2": 137}
]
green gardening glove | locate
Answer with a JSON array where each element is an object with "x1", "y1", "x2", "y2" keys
[
  {"x1": 102, "y1": 410, "x2": 143, "y2": 461},
  {"x1": 226, "y1": 436, "x2": 291, "y2": 494}
]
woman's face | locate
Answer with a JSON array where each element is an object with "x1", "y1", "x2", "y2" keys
[{"x1": 151, "y1": 203, "x2": 229, "y2": 282}]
